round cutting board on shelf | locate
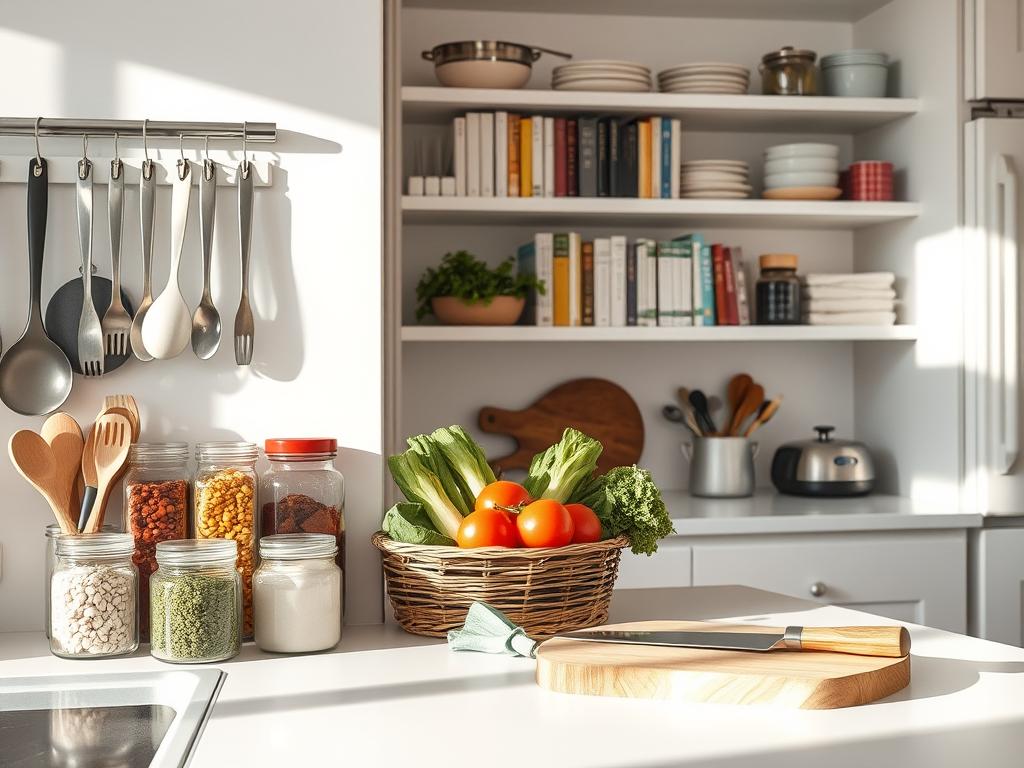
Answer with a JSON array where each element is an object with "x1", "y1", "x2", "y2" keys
[{"x1": 478, "y1": 377, "x2": 644, "y2": 475}]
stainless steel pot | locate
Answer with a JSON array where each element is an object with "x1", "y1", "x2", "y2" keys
[
  {"x1": 422, "y1": 41, "x2": 571, "y2": 89},
  {"x1": 770, "y1": 425, "x2": 875, "y2": 496},
  {"x1": 683, "y1": 437, "x2": 759, "y2": 498}
]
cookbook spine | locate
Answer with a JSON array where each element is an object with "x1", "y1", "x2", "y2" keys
[
  {"x1": 626, "y1": 240, "x2": 638, "y2": 326},
  {"x1": 608, "y1": 119, "x2": 621, "y2": 197},
  {"x1": 582, "y1": 241, "x2": 595, "y2": 327},
  {"x1": 507, "y1": 114, "x2": 520, "y2": 197},
  {"x1": 531, "y1": 115, "x2": 544, "y2": 197},
  {"x1": 650, "y1": 116, "x2": 662, "y2": 200},
  {"x1": 466, "y1": 112, "x2": 481, "y2": 196},
  {"x1": 543, "y1": 116, "x2": 555, "y2": 197},
  {"x1": 553, "y1": 233, "x2": 570, "y2": 326},
  {"x1": 596, "y1": 118, "x2": 610, "y2": 197},
  {"x1": 594, "y1": 237, "x2": 611, "y2": 327},
  {"x1": 494, "y1": 111, "x2": 508, "y2": 197},
  {"x1": 536, "y1": 232, "x2": 554, "y2": 326},
  {"x1": 554, "y1": 117, "x2": 568, "y2": 197},
  {"x1": 519, "y1": 116, "x2": 533, "y2": 197},
  {"x1": 567, "y1": 118, "x2": 578, "y2": 196},
  {"x1": 569, "y1": 232, "x2": 582, "y2": 326},
  {"x1": 638, "y1": 119, "x2": 652, "y2": 199},
  {"x1": 577, "y1": 117, "x2": 598, "y2": 197},
  {"x1": 610, "y1": 235, "x2": 627, "y2": 327},
  {"x1": 670, "y1": 118, "x2": 681, "y2": 199},
  {"x1": 453, "y1": 116, "x2": 467, "y2": 197},
  {"x1": 480, "y1": 112, "x2": 494, "y2": 197},
  {"x1": 722, "y1": 246, "x2": 738, "y2": 325}
]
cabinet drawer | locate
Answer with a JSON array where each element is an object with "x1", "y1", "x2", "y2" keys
[
  {"x1": 616, "y1": 540, "x2": 692, "y2": 590},
  {"x1": 691, "y1": 531, "x2": 966, "y2": 632}
]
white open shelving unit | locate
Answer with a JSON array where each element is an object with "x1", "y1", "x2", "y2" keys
[{"x1": 402, "y1": 325, "x2": 919, "y2": 343}]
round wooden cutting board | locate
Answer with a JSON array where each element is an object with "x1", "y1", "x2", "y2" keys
[{"x1": 536, "y1": 620, "x2": 911, "y2": 709}]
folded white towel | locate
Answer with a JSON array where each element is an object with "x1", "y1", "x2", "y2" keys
[
  {"x1": 804, "y1": 272, "x2": 896, "y2": 288},
  {"x1": 804, "y1": 311, "x2": 897, "y2": 325},
  {"x1": 802, "y1": 286, "x2": 896, "y2": 300},
  {"x1": 805, "y1": 298, "x2": 896, "y2": 313}
]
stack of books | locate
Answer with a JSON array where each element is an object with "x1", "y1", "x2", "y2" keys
[
  {"x1": 517, "y1": 233, "x2": 751, "y2": 327},
  {"x1": 452, "y1": 112, "x2": 684, "y2": 199}
]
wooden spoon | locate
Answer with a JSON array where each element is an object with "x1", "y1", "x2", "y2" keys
[
  {"x1": 728, "y1": 383, "x2": 765, "y2": 436},
  {"x1": 726, "y1": 374, "x2": 753, "y2": 431},
  {"x1": 745, "y1": 397, "x2": 783, "y2": 437},
  {"x1": 9, "y1": 430, "x2": 78, "y2": 533},
  {"x1": 83, "y1": 413, "x2": 133, "y2": 533},
  {"x1": 675, "y1": 388, "x2": 704, "y2": 437},
  {"x1": 99, "y1": 394, "x2": 140, "y2": 441},
  {"x1": 40, "y1": 412, "x2": 84, "y2": 522}
]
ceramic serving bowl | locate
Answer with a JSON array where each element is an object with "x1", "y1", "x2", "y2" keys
[
  {"x1": 765, "y1": 142, "x2": 840, "y2": 160},
  {"x1": 764, "y1": 156, "x2": 839, "y2": 174},
  {"x1": 765, "y1": 171, "x2": 840, "y2": 188},
  {"x1": 431, "y1": 296, "x2": 526, "y2": 325}
]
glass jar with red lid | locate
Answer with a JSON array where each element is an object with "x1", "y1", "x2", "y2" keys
[{"x1": 259, "y1": 439, "x2": 345, "y2": 576}]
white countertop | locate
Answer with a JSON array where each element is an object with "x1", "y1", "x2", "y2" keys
[
  {"x1": 3, "y1": 585, "x2": 1024, "y2": 767},
  {"x1": 664, "y1": 490, "x2": 983, "y2": 535}
]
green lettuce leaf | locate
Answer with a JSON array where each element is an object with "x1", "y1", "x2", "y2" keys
[{"x1": 382, "y1": 502, "x2": 457, "y2": 546}]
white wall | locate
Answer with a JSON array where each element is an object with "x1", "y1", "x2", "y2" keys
[{"x1": 0, "y1": 1, "x2": 384, "y2": 631}]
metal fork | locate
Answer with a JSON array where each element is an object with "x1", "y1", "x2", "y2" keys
[
  {"x1": 101, "y1": 152, "x2": 132, "y2": 357},
  {"x1": 234, "y1": 159, "x2": 255, "y2": 366},
  {"x1": 76, "y1": 148, "x2": 104, "y2": 377}
]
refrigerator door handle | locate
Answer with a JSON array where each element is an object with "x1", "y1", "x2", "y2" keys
[{"x1": 994, "y1": 153, "x2": 1019, "y2": 474}]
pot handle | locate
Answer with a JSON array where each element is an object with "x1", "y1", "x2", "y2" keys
[
  {"x1": 750, "y1": 442, "x2": 760, "y2": 459},
  {"x1": 530, "y1": 46, "x2": 573, "y2": 62},
  {"x1": 422, "y1": 50, "x2": 435, "y2": 61},
  {"x1": 681, "y1": 443, "x2": 693, "y2": 461}
]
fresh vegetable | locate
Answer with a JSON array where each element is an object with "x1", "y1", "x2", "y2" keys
[
  {"x1": 457, "y1": 508, "x2": 519, "y2": 548},
  {"x1": 430, "y1": 425, "x2": 497, "y2": 502},
  {"x1": 516, "y1": 499, "x2": 574, "y2": 548},
  {"x1": 383, "y1": 502, "x2": 457, "y2": 547},
  {"x1": 407, "y1": 434, "x2": 473, "y2": 516},
  {"x1": 475, "y1": 480, "x2": 531, "y2": 512},
  {"x1": 565, "y1": 503, "x2": 602, "y2": 544},
  {"x1": 387, "y1": 450, "x2": 466, "y2": 540},
  {"x1": 584, "y1": 465, "x2": 674, "y2": 556},
  {"x1": 416, "y1": 250, "x2": 545, "y2": 321},
  {"x1": 524, "y1": 427, "x2": 603, "y2": 503}
]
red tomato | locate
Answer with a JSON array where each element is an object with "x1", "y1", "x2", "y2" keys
[
  {"x1": 475, "y1": 480, "x2": 531, "y2": 512},
  {"x1": 516, "y1": 499, "x2": 574, "y2": 548},
  {"x1": 565, "y1": 503, "x2": 602, "y2": 543},
  {"x1": 457, "y1": 508, "x2": 519, "y2": 548}
]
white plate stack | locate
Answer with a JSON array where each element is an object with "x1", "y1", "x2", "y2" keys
[
  {"x1": 551, "y1": 60, "x2": 652, "y2": 92},
  {"x1": 658, "y1": 63, "x2": 750, "y2": 94},
  {"x1": 680, "y1": 160, "x2": 751, "y2": 199},
  {"x1": 762, "y1": 143, "x2": 842, "y2": 200}
]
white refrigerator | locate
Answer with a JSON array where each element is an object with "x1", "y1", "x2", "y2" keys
[{"x1": 964, "y1": 0, "x2": 1024, "y2": 645}]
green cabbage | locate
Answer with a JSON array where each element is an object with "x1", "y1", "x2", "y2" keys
[{"x1": 524, "y1": 427, "x2": 603, "y2": 502}]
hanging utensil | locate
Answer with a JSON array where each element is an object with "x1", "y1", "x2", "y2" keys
[
  {"x1": 76, "y1": 135, "x2": 104, "y2": 377},
  {"x1": 729, "y1": 382, "x2": 765, "y2": 436},
  {"x1": 142, "y1": 140, "x2": 193, "y2": 360},
  {"x1": 101, "y1": 133, "x2": 133, "y2": 357},
  {"x1": 0, "y1": 129, "x2": 74, "y2": 415},
  {"x1": 688, "y1": 390, "x2": 717, "y2": 435},
  {"x1": 9, "y1": 429, "x2": 79, "y2": 534},
  {"x1": 234, "y1": 127, "x2": 255, "y2": 365},
  {"x1": 745, "y1": 397, "x2": 783, "y2": 437},
  {"x1": 130, "y1": 122, "x2": 157, "y2": 361},
  {"x1": 40, "y1": 412, "x2": 85, "y2": 524},
  {"x1": 192, "y1": 139, "x2": 222, "y2": 359}
]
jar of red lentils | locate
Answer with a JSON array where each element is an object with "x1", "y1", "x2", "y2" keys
[
  {"x1": 194, "y1": 441, "x2": 258, "y2": 639},
  {"x1": 123, "y1": 443, "x2": 190, "y2": 641}
]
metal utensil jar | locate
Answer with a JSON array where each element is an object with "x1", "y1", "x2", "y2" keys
[{"x1": 683, "y1": 437, "x2": 759, "y2": 498}]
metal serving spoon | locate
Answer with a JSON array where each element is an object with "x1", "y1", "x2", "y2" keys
[{"x1": 192, "y1": 154, "x2": 221, "y2": 359}]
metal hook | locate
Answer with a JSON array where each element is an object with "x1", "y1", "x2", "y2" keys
[
  {"x1": 33, "y1": 117, "x2": 43, "y2": 177},
  {"x1": 142, "y1": 119, "x2": 153, "y2": 181},
  {"x1": 111, "y1": 131, "x2": 123, "y2": 180},
  {"x1": 241, "y1": 120, "x2": 250, "y2": 179},
  {"x1": 203, "y1": 135, "x2": 215, "y2": 181},
  {"x1": 78, "y1": 134, "x2": 91, "y2": 180},
  {"x1": 177, "y1": 133, "x2": 190, "y2": 181}
]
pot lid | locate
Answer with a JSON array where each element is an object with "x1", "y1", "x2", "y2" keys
[{"x1": 761, "y1": 46, "x2": 817, "y2": 65}]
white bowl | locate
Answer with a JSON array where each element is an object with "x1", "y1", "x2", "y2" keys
[
  {"x1": 764, "y1": 171, "x2": 840, "y2": 188},
  {"x1": 765, "y1": 143, "x2": 840, "y2": 160},
  {"x1": 764, "y1": 156, "x2": 839, "y2": 174}
]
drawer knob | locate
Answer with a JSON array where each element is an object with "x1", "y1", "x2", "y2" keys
[{"x1": 809, "y1": 581, "x2": 827, "y2": 597}]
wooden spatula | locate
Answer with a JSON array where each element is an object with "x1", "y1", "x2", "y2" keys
[
  {"x1": 83, "y1": 413, "x2": 133, "y2": 533},
  {"x1": 728, "y1": 383, "x2": 765, "y2": 436},
  {"x1": 40, "y1": 412, "x2": 84, "y2": 523},
  {"x1": 99, "y1": 394, "x2": 141, "y2": 441},
  {"x1": 745, "y1": 397, "x2": 783, "y2": 437},
  {"x1": 9, "y1": 430, "x2": 78, "y2": 533},
  {"x1": 725, "y1": 374, "x2": 753, "y2": 432}
]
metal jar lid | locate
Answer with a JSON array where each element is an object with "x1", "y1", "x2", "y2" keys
[
  {"x1": 761, "y1": 46, "x2": 817, "y2": 66},
  {"x1": 423, "y1": 40, "x2": 570, "y2": 66}
]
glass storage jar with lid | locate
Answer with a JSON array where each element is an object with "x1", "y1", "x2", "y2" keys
[
  {"x1": 124, "y1": 442, "x2": 190, "y2": 641},
  {"x1": 254, "y1": 533, "x2": 342, "y2": 653},
  {"x1": 150, "y1": 539, "x2": 241, "y2": 663},
  {"x1": 756, "y1": 253, "x2": 802, "y2": 325},
  {"x1": 760, "y1": 46, "x2": 818, "y2": 95},
  {"x1": 45, "y1": 523, "x2": 117, "y2": 639},
  {"x1": 49, "y1": 533, "x2": 139, "y2": 658},
  {"x1": 260, "y1": 438, "x2": 345, "y2": 573},
  {"x1": 193, "y1": 441, "x2": 258, "y2": 639}
]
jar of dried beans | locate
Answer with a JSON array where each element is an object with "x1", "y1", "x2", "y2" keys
[
  {"x1": 124, "y1": 443, "x2": 190, "y2": 641},
  {"x1": 194, "y1": 441, "x2": 258, "y2": 639},
  {"x1": 260, "y1": 439, "x2": 345, "y2": 588}
]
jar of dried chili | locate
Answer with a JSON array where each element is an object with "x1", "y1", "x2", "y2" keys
[
  {"x1": 260, "y1": 439, "x2": 346, "y2": 601},
  {"x1": 123, "y1": 442, "x2": 190, "y2": 641}
]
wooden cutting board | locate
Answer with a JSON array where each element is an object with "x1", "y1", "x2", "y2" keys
[
  {"x1": 536, "y1": 620, "x2": 910, "y2": 709},
  {"x1": 478, "y1": 378, "x2": 644, "y2": 475}
]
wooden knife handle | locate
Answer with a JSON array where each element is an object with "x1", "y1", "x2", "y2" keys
[{"x1": 798, "y1": 626, "x2": 910, "y2": 658}]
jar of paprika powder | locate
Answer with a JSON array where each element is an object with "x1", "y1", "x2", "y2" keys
[{"x1": 123, "y1": 443, "x2": 190, "y2": 641}]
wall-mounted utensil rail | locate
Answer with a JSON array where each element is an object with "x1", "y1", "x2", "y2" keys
[{"x1": 0, "y1": 118, "x2": 275, "y2": 142}]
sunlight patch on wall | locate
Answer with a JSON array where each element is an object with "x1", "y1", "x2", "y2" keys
[{"x1": 912, "y1": 226, "x2": 963, "y2": 371}]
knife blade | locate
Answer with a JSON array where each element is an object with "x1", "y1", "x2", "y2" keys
[{"x1": 557, "y1": 625, "x2": 910, "y2": 658}]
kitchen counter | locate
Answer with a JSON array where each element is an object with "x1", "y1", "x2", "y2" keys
[
  {"x1": 3, "y1": 585, "x2": 1024, "y2": 767},
  {"x1": 664, "y1": 490, "x2": 982, "y2": 535}
]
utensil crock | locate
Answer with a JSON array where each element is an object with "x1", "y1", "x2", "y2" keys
[{"x1": 682, "y1": 437, "x2": 758, "y2": 498}]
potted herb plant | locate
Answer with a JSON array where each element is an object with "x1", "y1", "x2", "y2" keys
[{"x1": 416, "y1": 250, "x2": 544, "y2": 325}]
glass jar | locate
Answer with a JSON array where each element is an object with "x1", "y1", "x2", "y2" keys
[
  {"x1": 49, "y1": 533, "x2": 139, "y2": 658},
  {"x1": 124, "y1": 443, "x2": 190, "y2": 642},
  {"x1": 760, "y1": 46, "x2": 818, "y2": 95},
  {"x1": 260, "y1": 439, "x2": 345, "y2": 574},
  {"x1": 254, "y1": 534, "x2": 342, "y2": 653},
  {"x1": 194, "y1": 441, "x2": 258, "y2": 639},
  {"x1": 150, "y1": 539, "x2": 241, "y2": 663},
  {"x1": 45, "y1": 523, "x2": 116, "y2": 639},
  {"x1": 756, "y1": 253, "x2": 802, "y2": 325}
]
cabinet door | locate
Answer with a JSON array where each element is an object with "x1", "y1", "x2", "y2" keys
[
  {"x1": 967, "y1": 0, "x2": 1024, "y2": 101},
  {"x1": 691, "y1": 532, "x2": 967, "y2": 632},
  {"x1": 971, "y1": 528, "x2": 1024, "y2": 646},
  {"x1": 616, "y1": 540, "x2": 691, "y2": 590}
]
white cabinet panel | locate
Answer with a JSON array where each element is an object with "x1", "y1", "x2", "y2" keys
[
  {"x1": 967, "y1": 0, "x2": 1024, "y2": 101},
  {"x1": 691, "y1": 532, "x2": 967, "y2": 632},
  {"x1": 970, "y1": 527, "x2": 1024, "y2": 646},
  {"x1": 616, "y1": 540, "x2": 692, "y2": 590}
]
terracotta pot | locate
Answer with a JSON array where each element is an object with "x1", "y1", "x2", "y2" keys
[{"x1": 431, "y1": 296, "x2": 526, "y2": 325}]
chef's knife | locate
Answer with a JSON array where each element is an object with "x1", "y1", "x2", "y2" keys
[{"x1": 558, "y1": 625, "x2": 910, "y2": 658}]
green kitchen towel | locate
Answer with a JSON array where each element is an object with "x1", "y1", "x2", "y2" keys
[{"x1": 447, "y1": 602, "x2": 538, "y2": 658}]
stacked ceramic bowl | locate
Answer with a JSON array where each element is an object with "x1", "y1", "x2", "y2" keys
[
  {"x1": 762, "y1": 143, "x2": 841, "y2": 200},
  {"x1": 821, "y1": 49, "x2": 888, "y2": 97},
  {"x1": 680, "y1": 160, "x2": 751, "y2": 199},
  {"x1": 551, "y1": 60, "x2": 652, "y2": 92},
  {"x1": 657, "y1": 63, "x2": 750, "y2": 94}
]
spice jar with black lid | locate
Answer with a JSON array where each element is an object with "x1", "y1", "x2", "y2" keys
[
  {"x1": 150, "y1": 539, "x2": 241, "y2": 663},
  {"x1": 756, "y1": 253, "x2": 802, "y2": 325}
]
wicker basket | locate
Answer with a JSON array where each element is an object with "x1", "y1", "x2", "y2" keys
[{"x1": 373, "y1": 533, "x2": 629, "y2": 638}]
